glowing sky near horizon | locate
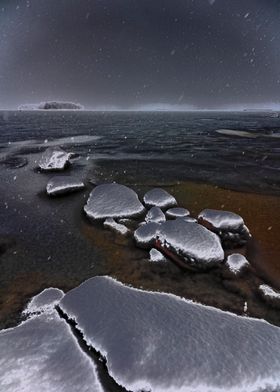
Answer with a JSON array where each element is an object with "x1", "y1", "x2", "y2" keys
[{"x1": 0, "y1": 0, "x2": 280, "y2": 109}]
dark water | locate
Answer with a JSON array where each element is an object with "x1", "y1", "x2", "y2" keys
[
  {"x1": 0, "y1": 110, "x2": 280, "y2": 195},
  {"x1": 0, "y1": 110, "x2": 280, "y2": 330}
]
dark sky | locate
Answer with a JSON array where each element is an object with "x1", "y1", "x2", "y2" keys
[{"x1": 0, "y1": 0, "x2": 280, "y2": 109}]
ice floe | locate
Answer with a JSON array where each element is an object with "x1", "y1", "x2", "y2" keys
[
  {"x1": 104, "y1": 218, "x2": 129, "y2": 235},
  {"x1": 145, "y1": 206, "x2": 166, "y2": 223},
  {"x1": 46, "y1": 176, "x2": 85, "y2": 196},
  {"x1": 59, "y1": 276, "x2": 280, "y2": 392},
  {"x1": 38, "y1": 147, "x2": 72, "y2": 171},
  {"x1": 225, "y1": 254, "x2": 249, "y2": 274},
  {"x1": 0, "y1": 300, "x2": 103, "y2": 392},
  {"x1": 84, "y1": 183, "x2": 145, "y2": 220},
  {"x1": 259, "y1": 285, "x2": 280, "y2": 308},
  {"x1": 134, "y1": 222, "x2": 161, "y2": 248},
  {"x1": 198, "y1": 209, "x2": 251, "y2": 247},
  {"x1": 143, "y1": 188, "x2": 177, "y2": 209},
  {"x1": 166, "y1": 207, "x2": 190, "y2": 218},
  {"x1": 24, "y1": 288, "x2": 64, "y2": 315}
]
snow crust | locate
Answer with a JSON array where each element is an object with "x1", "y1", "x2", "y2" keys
[
  {"x1": 84, "y1": 183, "x2": 145, "y2": 220},
  {"x1": 39, "y1": 147, "x2": 71, "y2": 171},
  {"x1": 59, "y1": 276, "x2": 280, "y2": 392},
  {"x1": 226, "y1": 254, "x2": 249, "y2": 274},
  {"x1": 145, "y1": 206, "x2": 166, "y2": 223},
  {"x1": 46, "y1": 176, "x2": 85, "y2": 196},
  {"x1": 143, "y1": 188, "x2": 177, "y2": 209}
]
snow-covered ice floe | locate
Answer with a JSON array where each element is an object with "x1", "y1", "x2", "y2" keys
[
  {"x1": 145, "y1": 206, "x2": 166, "y2": 223},
  {"x1": 135, "y1": 219, "x2": 224, "y2": 268},
  {"x1": 38, "y1": 147, "x2": 72, "y2": 171},
  {"x1": 0, "y1": 291, "x2": 103, "y2": 392},
  {"x1": 104, "y1": 218, "x2": 129, "y2": 235},
  {"x1": 59, "y1": 276, "x2": 280, "y2": 392},
  {"x1": 84, "y1": 183, "x2": 145, "y2": 220},
  {"x1": 143, "y1": 188, "x2": 177, "y2": 209},
  {"x1": 198, "y1": 208, "x2": 251, "y2": 247},
  {"x1": 149, "y1": 248, "x2": 167, "y2": 262},
  {"x1": 225, "y1": 254, "x2": 249, "y2": 274},
  {"x1": 259, "y1": 284, "x2": 280, "y2": 308},
  {"x1": 166, "y1": 207, "x2": 190, "y2": 219},
  {"x1": 46, "y1": 176, "x2": 85, "y2": 196}
]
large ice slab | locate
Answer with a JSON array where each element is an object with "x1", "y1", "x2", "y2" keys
[
  {"x1": 143, "y1": 188, "x2": 177, "y2": 209},
  {"x1": 134, "y1": 219, "x2": 224, "y2": 267},
  {"x1": 38, "y1": 147, "x2": 72, "y2": 171},
  {"x1": 46, "y1": 176, "x2": 85, "y2": 196},
  {"x1": 84, "y1": 183, "x2": 145, "y2": 220},
  {"x1": 0, "y1": 304, "x2": 103, "y2": 392},
  {"x1": 60, "y1": 276, "x2": 280, "y2": 392}
]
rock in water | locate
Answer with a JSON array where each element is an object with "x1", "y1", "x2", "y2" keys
[
  {"x1": 39, "y1": 147, "x2": 71, "y2": 171},
  {"x1": 145, "y1": 207, "x2": 166, "y2": 223},
  {"x1": 59, "y1": 276, "x2": 280, "y2": 392},
  {"x1": 104, "y1": 218, "x2": 129, "y2": 235},
  {"x1": 143, "y1": 188, "x2": 177, "y2": 209},
  {"x1": 225, "y1": 254, "x2": 249, "y2": 274},
  {"x1": 198, "y1": 209, "x2": 251, "y2": 248},
  {"x1": 84, "y1": 183, "x2": 145, "y2": 220},
  {"x1": 46, "y1": 176, "x2": 85, "y2": 196},
  {"x1": 0, "y1": 292, "x2": 103, "y2": 392},
  {"x1": 166, "y1": 207, "x2": 190, "y2": 218},
  {"x1": 134, "y1": 219, "x2": 224, "y2": 269}
]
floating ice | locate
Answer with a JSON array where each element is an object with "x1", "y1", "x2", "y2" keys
[
  {"x1": 0, "y1": 305, "x2": 103, "y2": 392},
  {"x1": 216, "y1": 129, "x2": 258, "y2": 138},
  {"x1": 198, "y1": 209, "x2": 251, "y2": 247},
  {"x1": 149, "y1": 248, "x2": 167, "y2": 262},
  {"x1": 145, "y1": 206, "x2": 166, "y2": 223},
  {"x1": 39, "y1": 147, "x2": 71, "y2": 171},
  {"x1": 59, "y1": 276, "x2": 280, "y2": 392},
  {"x1": 226, "y1": 254, "x2": 249, "y2": 274},
  {"x1": 143, "y1": 188, "x2": 177, "y2": 209},
  {"x1": 104, "y1": 218, "x2": 129, "y2": 235},
  {"x1": 166, "y1": 207, "x2": 190, "y2": 219},
  {"x1": 24, "y1": 288, "x2": 64, "y2": 315},
  {"x1": 84, "y1": 183, "x2": 145, "y2": 220},
  {"x1": 46, "y1": 176, "x2": 85, "y2": 196}
]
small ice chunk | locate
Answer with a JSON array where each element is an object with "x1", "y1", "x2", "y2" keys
[
  {"x1": 84, "y1": 183, "x2": 145, "y2": 220},
  {"x1": 149, "y1": 248, "x2": 167, "y2": 262},
  {"x1": 143, "y1": 188, "x2": 177, "y2": 209},
  {"x1": 46, "y1": 176, "x2": 85, "y2": 196},
  {"x1": 198, "y1": 209, "x2": 244, "y2": 230},
  {"x1": 259, "y1": 284, "x2": 280, "y2": 299},
  {"x1": 166, "y1": 207, "x2": 190, "y2": 218},
  {"x1": 177, "y1": 216, "x2": 197, "y2": 223},
  {"x1": 134, "y1": 222, "x2": 160, "y2": 248},
  {"x1": 39, "y1": 147, "x2": 71, "y2": 171},
  {"x1": 145, "y1": 207, "x2": 166, "y2": 223},
  {"x1": 24, "y1": 288, "x2": 64, "y2": 315},
  {"x1": 104, "y1": 218, "x2": 129, "y2": 235},
  {"x1": 225, "y1": 254, "x2": 249, "y2": 274}
]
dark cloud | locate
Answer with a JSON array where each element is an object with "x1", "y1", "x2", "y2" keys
[{"x1": 0, "y1": 0, "x2": 280, "y2": 109}]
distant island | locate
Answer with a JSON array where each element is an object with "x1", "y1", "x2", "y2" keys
[{"x1": 18, "y1": 101, "x2": 84, "y2": 110}]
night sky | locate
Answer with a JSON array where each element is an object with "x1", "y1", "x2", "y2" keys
[{"x1": 0, "y1": 0, "x2": 280, "y2": 109}]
